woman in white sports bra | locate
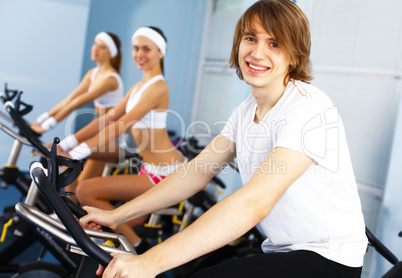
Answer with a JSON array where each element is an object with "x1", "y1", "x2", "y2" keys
[
  {"x1": 31, "y1": 31, "x2": 124, "y2": 134},
  {"x1": 59, "y1": 26, "x2": 186, "y2": 248}
]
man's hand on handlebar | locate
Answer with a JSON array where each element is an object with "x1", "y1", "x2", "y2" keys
[
  {"x1": 79, "y1": 206, "x2": 118, "y2": 230},
  {"x1": 100, "y1": 252, "x2": 156, "y2": 278}
]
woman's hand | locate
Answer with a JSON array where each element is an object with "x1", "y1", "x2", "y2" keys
[
  {"x1": 99, "y1": 253, "x2": 157, "y2": 278},
  {"x1": 58, "y1": 150, "x2": 72, "y2": 159},
  {"x1": 30, "y1": 122, "x2": 45, "y2": 134},
  {"x1": 79, "y1": 206, "x2": 118, "y2": 230},
  {"x1": 50, "y1": 143, "x2": 72, "y2": 158}
]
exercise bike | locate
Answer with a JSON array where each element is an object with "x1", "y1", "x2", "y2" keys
[
  {"x1": 0, "y1": 87, "x2": 84, "y2": 277},
  {"x1": 16, "y1": 139, "x2": 136, "y2": 278}
]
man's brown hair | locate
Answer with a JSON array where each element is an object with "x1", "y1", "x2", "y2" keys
[{"x1": 230, "y1": 0, "x2": 312, "y2": 83}]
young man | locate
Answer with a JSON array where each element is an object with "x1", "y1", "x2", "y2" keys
[{"x1": 80, "y1": 1, "x2": 368, "y2": 277}]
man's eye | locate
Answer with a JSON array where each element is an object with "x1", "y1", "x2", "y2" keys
[
  {"x1": 271, "y1": 42, "x2": 279, "y2": 48},
  {"x1": 245, "y1": 37, "x2": 255, "y2": 42}
]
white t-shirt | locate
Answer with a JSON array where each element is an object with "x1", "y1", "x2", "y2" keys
[{"x1": 221, "y1": 80, "x2": 368, "y2": 267}]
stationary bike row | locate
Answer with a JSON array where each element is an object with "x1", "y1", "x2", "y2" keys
[
  {"x1": 5, "y1": 84, "x2": 400, "y2": 277},
  {"x1": 15, "y1": 139, "x2": 136, "y2": 278},
  {"x1": 15, "y1": 138, "x2": 264, "y2": 278},
  {"x1": 0, "y1": 84, "x2": 51, "y2": 212},
  {"x1": 97, "y1": 133, "x2": 264, "y2": 276},
  {"x1": 101, "y1": 134, "x2": 230, "y2": 244},
  {"x1": 108, "y1": 143, "x2": 402, "y2": 277},
  {"x1": 0, "y1": 84, "x2": 225, "y2": 276},
  {"x1": 0, "y1": 86, "x2": 85, "y2": 277},
  {"x1": 0, "y1": 84, "x2": 200, "y2": 276}
]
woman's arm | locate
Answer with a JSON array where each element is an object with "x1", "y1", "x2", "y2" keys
[
  {"x1": 57, "y1": 86, "x2": 130, "y2": 153},
  {"x1": 73, "y1": 87, "x2": 130, "y2": 143},
  {"x1": 51, "y1": 75, "x2": 118, "y2": 123},
  {"x1": 31, "y1": 70, "x2": 92, "y2": 133},
  {"x1": 80, "y1": 80, "x2": 168, "y2": 153},
  {"x1": 48, "y1": 71, "x2": 91, "y2": 116},
  {"x1": 103, "y1": 147, "x2": 314, "y2": 277}
]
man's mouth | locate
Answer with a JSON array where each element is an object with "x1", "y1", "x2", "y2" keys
[{"x1": 247, "y1": 62, "x2": 270, "y2": 71}]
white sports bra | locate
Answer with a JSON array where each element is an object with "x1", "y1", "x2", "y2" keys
[
  {"x1": 90, "y1": 67, "x2": 124, "y2": 108},
  {"x1": 125, "y1": 75, "x2": 167, "y2": 129}
]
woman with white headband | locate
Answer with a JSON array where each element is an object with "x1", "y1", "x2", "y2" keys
[
  {"x1": 31, "y1": 32, "x2": 124, "y2": 203},
  {"x1": 59, "y1": 26, "x2": 186, "y2": 250},
  {"x1": 31, "y1": 31, "x2": 124, "y2": 134}
]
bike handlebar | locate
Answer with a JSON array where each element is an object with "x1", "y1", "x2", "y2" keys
[
  {"x1": 29, "y1": 162, "x2": 113, "y2": 267},
  {"x1": 0, "y1": 83, "x2": 18, "y2": 104},
  {"x1": 366, "y1": 227, "x2": 399, "y2": 265},
  {"x1": 5, "y1": 101, "x2": 49, "y2": 155},
  {"x1": 14, "y1": 201, "x2": 134, "y2": 260}
]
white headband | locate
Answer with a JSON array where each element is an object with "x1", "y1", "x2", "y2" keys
[
  {"x1": 131, "y1": 27, "x2": 166, "y2": 56},
  {"x1": 95, "y1": 32, "x2": 118, "y2": 58}
]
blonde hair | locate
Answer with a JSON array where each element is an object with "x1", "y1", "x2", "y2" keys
[{"x1": 230, "y1": 0, "x2": 312, "y2": 83}]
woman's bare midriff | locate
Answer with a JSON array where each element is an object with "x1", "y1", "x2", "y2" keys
[{"x1": 131, "y1": 128, "x2": 184, "y2": 165}]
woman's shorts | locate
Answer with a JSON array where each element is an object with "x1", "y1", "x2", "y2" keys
[{"x1": 138, "y1": 158, "x2": 188, "y2": 185}]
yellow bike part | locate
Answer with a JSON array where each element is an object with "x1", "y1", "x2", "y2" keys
[
  {"x1": 102, "y1": 239, "x2": 115, "y2": 247},
  {"x1": 112, "y1": 168, "x2": 121, "y2": 176},
  {"x1": 172, "y1": 201, "x2": 187, "y2": 227},
  {"x1": 1, "y1": 218, "x2": 13, "y2": 242}
]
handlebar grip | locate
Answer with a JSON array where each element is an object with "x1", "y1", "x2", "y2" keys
[
  {"x1": 4, "y1": 103, "x2": 82, "y2": 186},
  {"x1": 30, "y1": 163, "x2": 112, "y2": 267},
  {"x1": 366, "y1": 227, "x2": 398, "y2": 265},
  {"x1": 60, "y1": 196, "x2": 115, "y2": 234},
  {"x1": 14, "y1": 92, "x2": 33, "y2": 117},
  {"x1": 5, "y1": 102, "x2": 50, "y2": 156},
  {"x1": 4, "y1": 101, "x2": 14, "y2": 109},
  {"x1": 2, "y1": 83, "x2": 18, "y2": 103}
]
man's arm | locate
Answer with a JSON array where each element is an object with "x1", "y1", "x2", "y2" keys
[
  {"x1": 102, "y1": 147, "x2": 313, "y2": 277},
  {"x1": 79, "y1": 133, "x2": 236, "y2": 229}
]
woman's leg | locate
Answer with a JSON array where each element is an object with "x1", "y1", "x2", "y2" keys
[
  {"x1": 76, "y1": 174, "x2": 154, "y2": 245},
  {"x1": 63, "y1": 159, "x2": 112, "y2": 203},
  {"x1": 64, "y1": 141, "x2": 122, "y2": 203}
]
